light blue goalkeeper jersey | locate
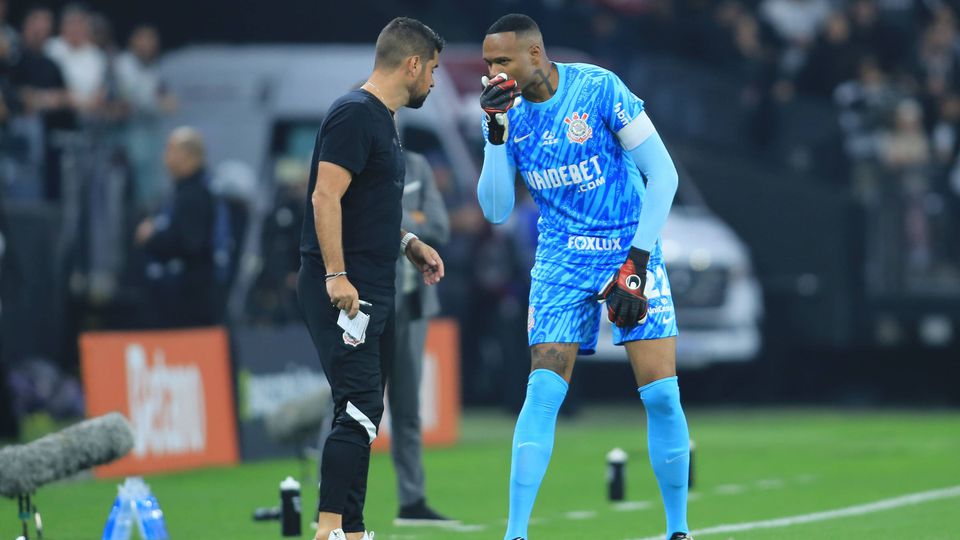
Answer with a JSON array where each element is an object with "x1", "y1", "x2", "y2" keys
[{"x1": 498, "y1": 62, "x2": 660, "y2": 266}]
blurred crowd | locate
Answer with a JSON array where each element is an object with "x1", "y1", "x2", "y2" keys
[
  {"x1": 675, "y1": 0, "x2": 960, "y2": 289},
  {"x1": 0, "y1": 1, "x2": 174, "y2": 208},
  {"x1": 670, "y1": 0, "x2": 960, "y2": 290}
]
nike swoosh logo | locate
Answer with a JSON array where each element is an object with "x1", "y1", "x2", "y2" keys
[
  {"x1": 518, "y1": 442, "x2": 538, "y2": 449},
  {"x1": 665, "y1": 454, "x2": 685, "y2": 464},
  {"x1": 513, "y1": 133, "x2": 533, "y2": 142},
  {"x1": 403, "y1": 181, "x2": 422, "y2": 194}
]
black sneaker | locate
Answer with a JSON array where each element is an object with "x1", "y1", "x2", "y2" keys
[
  {"x1": 393, "y1": 499, "x2": 460, "y2": 527},
  {"x1": 669, "y1": 533, "x2": 694, "y2": 540}
]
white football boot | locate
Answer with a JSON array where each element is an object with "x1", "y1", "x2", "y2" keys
[{"x1": 322, "y1": 527, "x2": 373, "y2": 540}]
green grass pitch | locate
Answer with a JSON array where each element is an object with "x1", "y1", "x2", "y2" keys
[{"x1": 3, "y1": 408, "x2": 959, "y2": 539}]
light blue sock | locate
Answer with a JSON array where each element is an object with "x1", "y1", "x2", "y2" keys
[
  {"x1": 504, "y1": 369, "x2": 568, "y2": 540},
  {"x1": 639, "y1": 376, "x2": 690, "y2": 539}
]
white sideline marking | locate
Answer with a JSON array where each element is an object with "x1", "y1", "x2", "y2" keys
[
  {"x1": 565, "y1": 510, "x2": 597, "y2": 520},
  {"x1": 450, "y1": 524, "x2": 486, "y2": 532},
  {"x1": 714, "y1": 484, "x2": 746, "y2": 495},
  {"x1": 614, "y1": 501, "x2": 653, "y2": 512},
  {"x1": 627, "y1": 484, "x2": 960, "y2": 540},
  {"x1": 756, "y1": 478, "x2": 784, "y2": 490}
]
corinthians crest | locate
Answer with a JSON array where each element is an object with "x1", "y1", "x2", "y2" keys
[{"x1": 563, "y1": 111, "x2": 593, "y2": 144}]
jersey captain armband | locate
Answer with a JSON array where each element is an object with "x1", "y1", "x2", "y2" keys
[{"x1": 615, "y1": 110, "x2": 657, "y2": 151}]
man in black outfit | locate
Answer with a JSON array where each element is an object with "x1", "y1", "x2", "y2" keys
[
  {"x1": 298, "y1": 17, "x2": 445, "y2": 540},
  {"x1": 11, "y1": 6, "x2": 73, "y2": 200},
  {"x1": 136, "y1": 127, "x2": 217, "y2": 328}
]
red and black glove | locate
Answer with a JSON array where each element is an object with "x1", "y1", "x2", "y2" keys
[
  {"x1": 480, "y1": 73, "x2": 520, "y2": 145},
  {"x1": 597, "y1": 247, "x2": 651, "y2": 328}
]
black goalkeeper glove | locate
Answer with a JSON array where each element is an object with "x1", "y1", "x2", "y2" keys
[
  {"x1": 480, "y1": 73, "x2": 520, "y2": 145},
  {"x1": 597, "y1": 247, "x2": 651, "y2": 328}
]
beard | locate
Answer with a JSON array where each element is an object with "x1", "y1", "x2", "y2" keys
[{"x1": 406, "y1": 88, "x2": 430, "y2": 109}]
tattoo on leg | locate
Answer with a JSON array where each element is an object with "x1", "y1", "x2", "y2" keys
[
  {"x1": 532, "y1": 345, "x2": 570, "y2": 376},
  {"x1": 532, "y1": 68, "x2": 555, "y2": 96}
]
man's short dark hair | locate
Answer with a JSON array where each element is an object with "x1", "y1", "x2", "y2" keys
[
  {"x1": 374, "y1": 17, "x2": 444, "y2": 70},
  {"x1": 22, "y1": 4, "x2": 53, "y2": 22},
  {"x1": 61, "y1": 2, "x2": 91, "y2": 17},
  {"x1": 486, "y1": 13, "x2": 540, "y2": 36}
]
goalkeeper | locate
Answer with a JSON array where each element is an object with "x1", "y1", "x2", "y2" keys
[{"x1": 477, "y1": 13, "x2": 693, "y2": 540}]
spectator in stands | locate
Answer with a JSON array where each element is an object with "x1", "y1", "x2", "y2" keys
[
  {"x1": 835, "y1": 56, "x2": 900, "y2": 163},
  {"x1": 730, "y1": 12, "x2": 783, "y2": 144},
  {"x1": 760, "y1": 0, "x2": 831, "y2": 47},
  {"x1": 89, "y1": 12, "x2": 124, "y2": 119},
  {"x1": 704, "y1": 0, "x2": 749, "y2": 67},
  {"x1": 875, "y1": 0, "x2": 925, "y2": 67},
  {"x1": 848, "y1": 0, "x2": 889, "y2": 66},
  {"x1": 879, "y1": 99, "x2": 933, "y2": 270},
  {"x1": 116, "y1": 25, "x2": 176, "y2": 210},
  {"x1": 732, "y1": 12, "x2": 769, "y2": 77},
  {"x1": 0, "y1": 28, "x2": 17, "y2": 127},
  {"x1": 0, "y1": 0, "x2": 18, "y2": 61},
  {"x1": 135, "y1": 127, "x2": 217, "y2": 328},
  {"x1": 880, "y1": 99, "x2": 931, "y2": 171},
  {"x1": 915, "y1": 8, "x2": 960, "y2": 106},
  {"x1": 13, "y1": 7, "x2": 70, "y2": 125},
  {"x1": 45, "y1": 4, "x2": 106, "y2": 113},
  {"x1": 0, "y1": 24, "x2": 24, "y2": 199},
  {"x1": 760, "y1": 0, "x2": 831, "y2": 76},
  {"x1": 11, "y1": 6, "x2": 72, "y2": 201},
  {"x1": 932, "y1": 92, "x2": 960, "y2": 166},
  {"x1": 801, "y1": 11, "x2": 862, "y2": 99}
]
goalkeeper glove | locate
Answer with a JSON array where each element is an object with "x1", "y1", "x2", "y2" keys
[
  {"x1": 597, "y1": 247, "x2": 651, "y2": 328},
  {"x1": 480, "y1": 73, "x2": 520, "y2": 145}
]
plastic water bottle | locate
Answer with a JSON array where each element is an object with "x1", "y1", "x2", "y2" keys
[
  {"x1": 101, "y1": 496, "x2": 121, "y2": 540},
  {"x1": 102, "y1": 484, "x2": 134, "y2": 540},
  {"x1": 136, "y1": 492, "x2": 169, "y2": 540},
  {"x1": 122, "y1": 477, "x2": 168, "y2": 540},
  {"x1": 147, "y1": 492, "x2": 169, "y2": 539},
  {"x1": 280, "y1": 476, "x2": 302, "y2": 537},
  {"x1": 124, "y1": 478, "x2": 150, "y2": 540},
  {"x1": 606, "y1": 447, "x2": 628, "y2": 501}
]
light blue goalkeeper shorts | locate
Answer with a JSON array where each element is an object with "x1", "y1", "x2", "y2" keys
[{"x1": 527, "y1": 247, "x2": 678, "y2": 355}]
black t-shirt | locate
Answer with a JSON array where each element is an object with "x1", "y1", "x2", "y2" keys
[
  {"x1": 11, "y1": 49, "x2": 75, "y2": 131},
  {"x1": 300, "y1": 89, "x2": 405, "y2": 294}
]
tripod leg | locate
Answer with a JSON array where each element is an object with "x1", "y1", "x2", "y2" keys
[
  {"x1": 33, "y1": 499, "x2": 43, "y2": 540},
  {"x1": 18, "y1": 494, "x2": 30, "y2": 540}
]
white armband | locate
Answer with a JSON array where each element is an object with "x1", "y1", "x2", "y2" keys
[{"x1": 616, "y1": 110, "x2": 656, "y2": 150}]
